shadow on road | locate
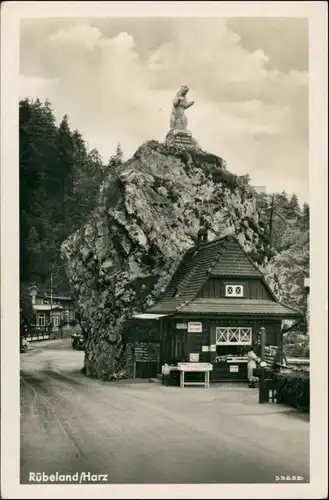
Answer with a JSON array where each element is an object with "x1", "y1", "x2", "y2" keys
[
  {"x1": 279, "y1": 409, "x2": 310, "y2": 422},
  {"x1": 40, "y1": 370, "x2": 83, "y2": 386}
]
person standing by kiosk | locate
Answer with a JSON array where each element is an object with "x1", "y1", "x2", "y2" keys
[{"x1": 247, "y1": 346, "x2": 260, "y2": 388}]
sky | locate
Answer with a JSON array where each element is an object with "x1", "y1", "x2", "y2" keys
[{"x1": 20, "y1": 17, "x2": 309, "y2": 203}]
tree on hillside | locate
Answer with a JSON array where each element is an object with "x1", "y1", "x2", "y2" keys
[
  {"x1": 254, "y1": 188, "x2": 309, "y2": 324},
  {"x1": 20, "y1": 283, "x2": 35, "y2": 335},
  {"x1": 107, "y1": 143, "x2": 124, "y2": 171},
  {"x1": 55, "y1": 115, "x2": 75, "y2": 227},
  {"x1": 299, "y1": 203, "x2": 309, "y2": 231},
  {"x1": 285, "y1": 193, "x2": 301, "y2": 219},
  {"x1": 19, "y1": 98, "x2": 107, "y2": 294},
  {"x1": 256, "y1": 191, "x2": 306, "y2": 252},
  {"x1": 19, "y1": 98, "x2": 59, "y2": 284}
]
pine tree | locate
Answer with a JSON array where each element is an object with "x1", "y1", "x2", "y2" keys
[
  {"x1": 19, "y1": 98, "x2": 59, "y2": 283},
  {"x1": 286, "y1": 193, "x2": 301, "y2": 219},
  {"x1": 56, "y1": 115, "x2": 75, "y2": 225},
  {"x1": 107, "y1": 143, "x2": 124, "y2": 171},
  {"x1": 19, "y1": 98, "x2": 106, "y2": 295},
  {"x1": 299, "y1": 203, "x2": 309, "y2": 231}
]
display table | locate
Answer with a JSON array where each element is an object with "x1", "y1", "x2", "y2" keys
[
  {"x1": 212, "y1": 356, "x2": 248, "y2": 382},
  {"x1": 177, "y1": 362, "x2": 213, "y2": 388}
]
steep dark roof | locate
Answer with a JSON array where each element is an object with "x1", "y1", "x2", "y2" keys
[
  {"x1": 209, "y1": 237, "x2": 262, "y2": 277},
  {"x1": 174, "y1": 299, "x2": 300, "y2": 317},
  {"x1": 160, "y1": 237, "x2": 228, "y2": 303},
  {"x1": 148, "y1": 298, "x2": 301, "y2": 317},
  {"x1": 147, "y1": 235, "x2": 299, "y2": 317}
]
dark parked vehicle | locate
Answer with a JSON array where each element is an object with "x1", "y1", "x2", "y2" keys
[{"x1": 71, "y1": 332, "x2": 85, "y2": 350}]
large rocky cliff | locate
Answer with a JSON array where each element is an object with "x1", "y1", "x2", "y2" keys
[{"x1": 61, "y1": 139, "x2": 283, "y2": 378}]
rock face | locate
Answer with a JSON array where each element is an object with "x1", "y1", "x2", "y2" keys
[{"x1": 61, "y1": 140, "x2": 281, "y2": 378}]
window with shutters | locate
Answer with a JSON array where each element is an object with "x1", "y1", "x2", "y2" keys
[{"x1": 225, "y1": 285, "x2": 244, "y2": 297}]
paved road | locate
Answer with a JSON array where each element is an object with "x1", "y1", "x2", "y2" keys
[{"x1": 20, "y1": 339, "x2": 309, "y2": 484}]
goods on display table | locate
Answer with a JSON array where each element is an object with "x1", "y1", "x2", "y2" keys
[{"x1": 214, "y1": 343, "x2": 250, "y2": 380}]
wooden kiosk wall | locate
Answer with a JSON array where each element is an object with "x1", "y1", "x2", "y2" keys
[{"x1": 161, "y1": 316, "x2": 282, "y2": 382}]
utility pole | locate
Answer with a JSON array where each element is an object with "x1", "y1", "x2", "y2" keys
[
  {"x1": 268, "y1": 193, "x2": 275, "y2": 247},
  {"x1": 304, "y1": 278, "x2": 310, "y2": 333},
  {"x1": 50, "y1": 270, "x2": 53, "y2": 333},
  {"x1": 258, "y1": 327, "x2": 268, "y2": 404}
]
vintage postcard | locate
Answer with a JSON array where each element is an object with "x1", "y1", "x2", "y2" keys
[{"x1": 1, "y1": 1, "x2": 328, "y2": 498}]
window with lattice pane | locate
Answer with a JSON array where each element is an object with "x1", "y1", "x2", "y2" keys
[
  {"x1": 225, "y1": 285, "x2": 244, "y2": 297},
  {"x1": 216, "y1": 327, "x2": 252, "y2": 345}
]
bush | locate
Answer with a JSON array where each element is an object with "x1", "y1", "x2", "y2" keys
[{"x1": 275, "y1": 371, "x2": 309, "y2": 411}]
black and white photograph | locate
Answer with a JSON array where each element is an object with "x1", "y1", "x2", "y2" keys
[{"x1": 1, "y1": 1, "x2": 327, "y2": 499}]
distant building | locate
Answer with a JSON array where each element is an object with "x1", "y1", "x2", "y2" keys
[{"x1": 29, "y1": 285, "x2": 76, "y2": 332}]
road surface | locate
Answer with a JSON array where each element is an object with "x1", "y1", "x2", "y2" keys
[{"x1": 20, "y1": 339, "x2": 309, "y2": 484}]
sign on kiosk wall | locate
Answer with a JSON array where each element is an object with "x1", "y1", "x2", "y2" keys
[
  {"x1": 187, "y1": 322, "x2": 202, "y2": 333},
  {"x1": 189, "y1": 353, "x2": 199, "y2": 362},
  {"x1": 176, "y1": 323, "x2": 187, "y2": 330}
]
